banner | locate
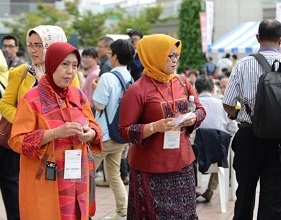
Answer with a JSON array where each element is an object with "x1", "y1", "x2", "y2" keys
[
  {"x1": 206, "y1": 1, "x2": 214, "y2": 46},
  {"x1": 200, "y1": 12, "x2": 207, "y2": 53},
  {"x1": 276, "y1": 2, "x2": 281, "y2": 22}
]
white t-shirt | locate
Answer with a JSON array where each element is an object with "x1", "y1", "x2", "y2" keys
[
  {"x1": 217, "y1": 58, "x2": 232, "y2": 76},
  {"x1": 92, "y1": 66, "x2": 132, "y2": 142}
]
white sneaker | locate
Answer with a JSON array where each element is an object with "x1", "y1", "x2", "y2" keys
[
  {"x1": 95, "y1": 171, "x2": 103, "y2": 179},
  {"x1": 105, "y1": 213, "x2": 126, "y2": 219}
]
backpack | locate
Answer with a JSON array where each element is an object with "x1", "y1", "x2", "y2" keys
[
  {"x1": 104, "y1": 71, "x2": 133, "y2": 143},
  {"x1": 248, "y1": 53, "x2": 281, "y2": 140}
]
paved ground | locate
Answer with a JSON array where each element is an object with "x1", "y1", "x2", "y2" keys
[{"x1": 0, "y1": 174, "x2": 258, "y2": 220}]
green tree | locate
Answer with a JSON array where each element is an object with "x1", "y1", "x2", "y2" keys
[
  {"x1": 112, "y1": 5, "x2": 163, "y2": 35},
  {"x1": 2, "y1": 2, "x2": 110, "y2": 48},
  {"x1": 65, "y1": 2, "x2": 111, "y2": 47},
  {"x1": 2, "y1": 2, "x2": 166, "y2": 49},
  {"x1": 178, "y1": 0, "x2": 205, "y2": 73},
  {"x1": 2, "y1": 3, "x2": 73, "y2": 49}
]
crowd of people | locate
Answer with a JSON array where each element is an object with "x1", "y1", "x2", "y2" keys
[{"x1": 0, "y1": 18, "x2": 280, "y2": 220}]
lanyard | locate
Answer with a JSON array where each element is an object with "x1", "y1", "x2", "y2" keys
[
  {"x1": 55, "y1": 94, "x2": 75, "y2": 146},
  {"x1": 149, "y1": 77, "x2": 176, "y2": 117}
]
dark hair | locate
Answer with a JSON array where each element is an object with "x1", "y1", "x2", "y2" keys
[
  {"x1": 2, "y1": 34, "x2": 19, "y2": 46},
  {"x1": 225, "y1": 53, "x2": 231, "y2": 58},
  {"x1": 232, "y1": 54, "x2": 237, "y2": 59},
  {"x1": 110, "y1": 39, "x2": 135, "y2": 65},
  {"x1": 199, "y1": 68, "x2": 207, "y2": 76},
  {"x1": 98, "y1": 36, "x2": 114, "y2": 47},
  {"x1": 225, "y1": 71, "x2": 231, "y2": 77},
  {"x1": 195, "y1": 75, "x2": 214, "y2": 94},
  {"x1": 131, "y1": 30, "x2": 143, "y2": 38},
  {"x1": 258, "y1": 19, "x2": 281, "y2": 42},
  {"x1": 82, "y1": 46, "x2": 98, "y2": 58},
  {"x1": 28, "y1": 30, "x2": 36, "y2": 37},
  {"x1": 127, "y1": 30, "x2": 143, "y2": 38},
  {"x1": 16, "y1": 50, "x2": 24, "y2": 57},
  {"x1": 221, "y1": 68, "x2": 228, "y2": 73},
  {"x1": 185, "y1": 65, "x2": 191, "y2": 71}
]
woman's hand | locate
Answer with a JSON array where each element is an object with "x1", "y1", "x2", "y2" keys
[
  {"x1": 77, "y1": 126, "x2": 96, "y2": 143},
  {"x1": 54, "y1": 122, "x2": 83, "y2": 139},
  {"x1": 178, "y1": 113, "x2": 197, "y2": 127},
  {"x1": 153, "y1": 118, "x2": 177, "y2": 132},
  {"x1": 91, "y1": 78, "x2": 99, "y2": 90}
]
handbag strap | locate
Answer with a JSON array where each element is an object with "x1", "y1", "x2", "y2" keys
[
  {"x1": 21, "y1": 64, "x2": 29, "y2": 83},
  {"x1": 175, "y1": 74, "x2": 188, "y2": 96}
]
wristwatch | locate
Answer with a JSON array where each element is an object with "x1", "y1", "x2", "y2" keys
[{"x1": 149, "y1": 123, "x2": 155, "y2": 133}]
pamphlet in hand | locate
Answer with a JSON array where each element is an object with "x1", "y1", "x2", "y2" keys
[{"x1": 173, "y1": 113, "x2": 193, "y2": 126}]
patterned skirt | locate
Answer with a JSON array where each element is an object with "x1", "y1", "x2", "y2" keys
[{"x1": 127, "y1": 164, "x2": 198, "y2": 220}]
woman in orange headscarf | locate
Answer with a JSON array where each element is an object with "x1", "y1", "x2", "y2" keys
[
  {"x1": 9, "y1": 42, "x2": 102, "y2": 220},
  {"x1": 119, "y1": 34, "x2": 206, "y2": 219}
]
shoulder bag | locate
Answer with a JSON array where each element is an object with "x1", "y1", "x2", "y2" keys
[{"x1": 0, "y1": 66, "x2": 29, "y2": 149}]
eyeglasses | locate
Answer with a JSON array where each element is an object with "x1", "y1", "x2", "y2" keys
[
  {"x1": 26, "y1": 43, "x2": 43, "y2": 51},
  {"x1": 168, "y1": 53, "x2": 180, "y2": 60},
  {"x1": 60, "y1": 61, "x2": 78, "y2": 70},
  {"x1": 2, "y1": 44, "x2": 16, "y2": 49},
  {"x1": 106, "y1": 51, "x2": 112, "y2": 55}
]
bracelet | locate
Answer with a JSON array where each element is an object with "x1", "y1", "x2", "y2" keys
[{"x1": 149, "y1": 123, "x2": 155, "y2": 133}]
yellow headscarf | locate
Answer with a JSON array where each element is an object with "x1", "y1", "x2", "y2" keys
[{"x1": 137, "y1": 34, "x2": 181, "y2": 84}]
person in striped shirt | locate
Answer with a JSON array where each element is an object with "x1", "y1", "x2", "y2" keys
[{"x1": 223, "y1": 19, "x2": 281, "y2": 219}]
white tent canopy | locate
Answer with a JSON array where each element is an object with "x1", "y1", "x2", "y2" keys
[{"x1": 208, "y1": 21, "x2": 260, "y2": 54}]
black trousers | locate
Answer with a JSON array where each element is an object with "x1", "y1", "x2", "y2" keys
[
  {"x1": 0, "y1": 146, "x2": 20, "y2": 220},
  {"x1": 120, "y1": 158, "x2": 129, "y2": 179},
  {"x1": 232, "y1": 127, "x2": 281, "y2": 220}
]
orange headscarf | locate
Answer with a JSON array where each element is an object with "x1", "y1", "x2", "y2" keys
[{"x1": 137, "y1": 34, "x2": 182, "y2": 84}]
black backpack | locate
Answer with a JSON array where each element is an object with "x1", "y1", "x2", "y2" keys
[
  {"x1": 248, "y1": 53, "x2": 281, "y2": 140},
  {"x1": 104, "y1": 71, "x2": 133, "y2": 143}
]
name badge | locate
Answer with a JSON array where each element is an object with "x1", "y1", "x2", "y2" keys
[
  {"x1": 163, "y1": 131, "x2": 180, "y2": 149},
  {"x1": 64, "y1": 150, "x2": 82, "y2": 179}
]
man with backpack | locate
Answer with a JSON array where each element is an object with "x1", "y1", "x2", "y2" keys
[
  {"x1": 223, "y1": 19, "x2": 281, "y2": 219},
  {"x1": 92, "y1": 39, "x2": 135, "y2": 218}
]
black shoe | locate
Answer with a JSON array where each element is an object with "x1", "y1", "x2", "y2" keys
[
  {"x1": 122, "y1": 177, "x2": 129, "y2": 185},
  {"x1": 202, "y1": 189, "x2": 213, "y2": 202}
]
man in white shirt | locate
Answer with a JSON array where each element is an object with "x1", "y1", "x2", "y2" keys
[
  {"x1": 195, "y1": 75, "x2": 237, "y2": 201},
  {"x1": 92, "y1": 39, "x2": 135, "y2": 218},
  {"x1": 216, "y1": 53, "x2": 232, "y2": 79}
]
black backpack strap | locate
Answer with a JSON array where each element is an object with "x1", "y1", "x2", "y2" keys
[
  {"x1": 110, "y1": 70, "x2": 127, "y2": 91},
  {"x1": 104, "y1": 70, "x2": 133, "y2": 126},
  {"x1": 250, "y1": 53, "x2": 271, "y2": 73},
  {"x1": 246, "y1": 53, "x2": 272, "y2": 123}
]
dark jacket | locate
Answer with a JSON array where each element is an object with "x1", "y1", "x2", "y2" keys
[{"x1": 195, "y1": 128, "x2": 231, "y2": 173}]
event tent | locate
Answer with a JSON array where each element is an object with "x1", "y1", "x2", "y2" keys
[{"x1": 208, "y1": 21, "x2": 260, "y2": 54}]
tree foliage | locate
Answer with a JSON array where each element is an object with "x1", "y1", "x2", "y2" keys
[
  {"x1": 111, "y1": 5, "x2": 163, "y2": 35},
  {"x1": 178, "y1": 0, "x2": 205, "y2": 73},
  {"x1": 2, "y1": 3, "x2": 74, "y2": 49},
  {"x1": 2, "y1": 2, "x2": 163, "y2": 48},
  {"x1": 69, "y1": 10, "x2": 110, "y2": 47}
]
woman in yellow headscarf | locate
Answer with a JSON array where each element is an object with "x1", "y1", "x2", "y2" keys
[{"x1": 119, "y1": 34, "x2": 206, "y2": 219}]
